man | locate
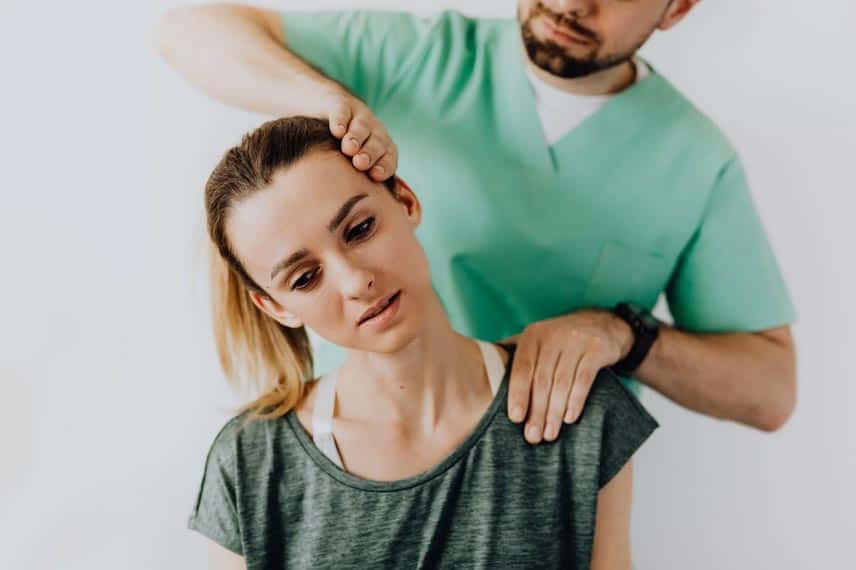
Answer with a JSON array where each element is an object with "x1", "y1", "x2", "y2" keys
[{"x1": 155, "y1": 0, "x2": 797, "y2": 442}]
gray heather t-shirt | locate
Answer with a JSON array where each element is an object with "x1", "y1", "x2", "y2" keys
[{"x1": 188, "y1": 346, "x2": 658, "y2": 569}]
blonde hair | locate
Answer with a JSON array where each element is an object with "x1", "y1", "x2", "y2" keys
[
  {"x1": 208, "y1": 244, "x2": 312, "y2": 421},
  {"x1": 204, "y1": 116, "x2": 395, "y2": 421}
]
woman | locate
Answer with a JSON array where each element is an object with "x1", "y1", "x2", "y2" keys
[{"x1": 189, "y1": 116, "x2": 657, "y2": 569}]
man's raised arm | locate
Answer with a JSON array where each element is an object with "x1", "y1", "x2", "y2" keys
[{"x1": 153, "y1": 3, "x2": 398, "y2": 180}]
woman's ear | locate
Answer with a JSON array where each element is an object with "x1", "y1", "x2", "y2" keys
[
  {"x1": 657, "y1": 0, "x2": 699, "y2": 31},
  {"x1": 249, "y1": 291, "x2": 304, "y2": 328},
  {"x1": 391, "y1": 177, "x2": 422, "y2": 227}
]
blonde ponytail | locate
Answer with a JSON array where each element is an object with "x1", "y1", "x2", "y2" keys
[{"x1": 209, "y1": 244, "x2": 312, "y2": 420}]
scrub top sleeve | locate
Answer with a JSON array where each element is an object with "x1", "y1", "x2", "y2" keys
[
  {"x1": 666, "y1": 156, "x2": 797, "y2": 333},
  {"x1": 187, "y1": 420, "x2": 243, "y2": 555},
  {"x1": 596, "y1": 370, "x2": 659, "y2": 489},
  {"x1": 280, "y1": 11, "x2": 431, "y2": 109}
]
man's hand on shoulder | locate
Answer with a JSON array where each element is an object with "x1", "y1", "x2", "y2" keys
[{"x1": 502, "y1": 310, "x2": 633, "y2": 444}]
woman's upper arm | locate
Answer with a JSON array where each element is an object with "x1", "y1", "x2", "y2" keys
[
  {"x1": 590, "y1": 460, "x2": 634, "y2": 570},
  {"x1": 207, "y1": 538, "x2": 246, "y2": 570}
]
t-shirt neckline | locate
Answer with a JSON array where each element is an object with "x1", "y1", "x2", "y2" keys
[{"x1": 285, "y1": 344, "x2": 515, "y2": 492}]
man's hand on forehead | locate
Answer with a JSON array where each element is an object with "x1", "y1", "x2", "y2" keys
[{"x1": 319, "y1": 89, "x2": 399, "y2": 183}]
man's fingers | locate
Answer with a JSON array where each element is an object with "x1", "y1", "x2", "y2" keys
[
  {"x1": 370, "y1": 149, "x2": 397, "y2": 181},
  {"x1": 542, "y1": 351, "x2": 579, "y2": 441},
  {"x1": 328, "y1": 102, "x2": 353, "y2": 139},
  {"x1": 524, "y1": 347, "x2": 560, "y2": 444},
  {"x1": 507, "y1": 336, "x2": 538, "y2": 425},
  {"x1": 564, "y1": 351, "x2": 600, "y2": 424},
  {"x1": 341, "y1": 118, "x2": 370, "y2": 156},
  {"x1": 352, "y1": 133, "x2": 387, "y2": 171},
  {"x1": 326, "y1": 96, "x2": 396, "y2": 178}
]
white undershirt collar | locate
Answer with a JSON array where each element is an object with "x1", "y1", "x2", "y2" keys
[{"x1": 525, "y1": 57, "x2": 650, "y2": 145}]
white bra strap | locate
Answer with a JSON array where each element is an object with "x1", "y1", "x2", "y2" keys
[
  {"x1": 476, "y1": 340, "x2": 505, "y2": 396},
  {"x1": 311, "y1": 371, "x2": 344, "y2": 469}
]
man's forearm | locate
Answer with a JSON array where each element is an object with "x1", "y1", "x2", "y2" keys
[
  {"x1": 154, "y1": 4, "x2": 340, "y2": 116},
  {"x1": 632, "y1": 323, "x2": 797, "y2": 432}
]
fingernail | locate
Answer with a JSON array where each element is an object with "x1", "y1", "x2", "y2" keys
[
  {"x1": 356, "y1": 153, "x2": 369, "y2": 164},
  {"x1": 334, "y1": 123, "x2": 345, "y2": 133},
  {"x1": 526, "y1": 424, "x2": 541, "y2": 442},
  {"x1": 544, "y1": 423, "x2": 557, "y2": 440},
  {"x1": 564, "y1": 408, "x2": 578, "y2": 424},
  {"x1": 510, "y1": 406, "x2": 525, "y2": 422},
  {"x1": 371, "y1": 165, "x2": 384, "y2": 177}
]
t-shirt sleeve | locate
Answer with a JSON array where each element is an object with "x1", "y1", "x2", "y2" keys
[
  {"x1": 594, "y1": 370, "x2": 659, "y2": 489},
  {"x1": 666, "y1": 155, "x2": 796, "y2": 333},
  {"x1": 280, "y1": 10, "x2": 433, "y2": 110},
  {"x1": 187, "y1": 418, "x2": 244, "y2": 555}
]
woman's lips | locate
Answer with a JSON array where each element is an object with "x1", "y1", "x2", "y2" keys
[{"x1": 358, "y1": 291, "x2": 402, "y2": 329}]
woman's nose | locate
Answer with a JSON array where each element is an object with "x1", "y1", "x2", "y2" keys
[{"x1": 336, "y1": 262, "x2": 376, "y2": 300}]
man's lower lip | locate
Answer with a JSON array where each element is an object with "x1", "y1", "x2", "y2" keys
[{"x1": 359, "y1": 292, "x2": 402, "y2": 328}]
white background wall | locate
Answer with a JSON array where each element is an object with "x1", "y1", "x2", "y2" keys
[{"x1": 1, "y1": 0, "x2": 853, "y2": 568}]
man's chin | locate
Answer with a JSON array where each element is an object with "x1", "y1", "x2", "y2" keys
[
  {"x1": 527, "y1": 45, "x2": 631, "y2": 80},
  {"x1": 528, "y1": 50, "x2": 599, "y2": 79}
]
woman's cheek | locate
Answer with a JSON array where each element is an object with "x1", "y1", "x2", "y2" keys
[
  {"x1": 400, "y1": 239, "x2": 432, "y2": 287},
  {"x1": 311, "y1": 289, "x2": 340, "y2": 324},
  {"x1": 285, "y1": 288, "x2": 334, "y2": 332}
]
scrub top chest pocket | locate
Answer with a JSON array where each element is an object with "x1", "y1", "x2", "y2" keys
[{"x1": 582, "y1": 241, "x2": 674, "y2": 310}]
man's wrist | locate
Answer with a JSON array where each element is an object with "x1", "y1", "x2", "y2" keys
[
  {"x1": 607, "y1": 310, "x2": 635, "y2": 360},
  {"x1": 297, "y1": 76, "x2": 348, "y2": 117},
  {"x1": 611, "y1": 302, "x2": 661, "y2": 375}
]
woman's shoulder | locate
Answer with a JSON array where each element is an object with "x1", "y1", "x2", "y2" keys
[
  {"x1": 559, "y1": 368, "x2": 659, "y2": 445},
  {"x1": 484, "y1": 342, "x2": 655, "y2": 441},
  {"x1": 585, "y1": 369, "x2": 656, "y2": 422},
  {"x1": 203, "y1": 405, "x2": 302, "y2": 468},
  {"x1": 200, "y1": 413, "x2": 258, "y2": 470},
  {"x1": 565, "y1": 368, "x2": 659, "y2": 488},
  {"x1": 206, "y1": 412, "x2": 254, "y2": 450},
  {"x1": 292, "y1": 376, "x2": 324, "y2": 436}
]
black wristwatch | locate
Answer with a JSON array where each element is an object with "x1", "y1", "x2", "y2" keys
[{"x1": 611, "y1": 302, "x2": 660, "y2": 375}]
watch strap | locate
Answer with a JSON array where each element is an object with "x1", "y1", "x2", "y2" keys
[{"x1": 612, "y1": 303, "x2": 659, "y2": 375}]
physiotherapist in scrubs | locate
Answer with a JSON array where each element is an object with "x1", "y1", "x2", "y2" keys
[{"x1": 155, "y1": 0, "x2": 798, "y2": 441}]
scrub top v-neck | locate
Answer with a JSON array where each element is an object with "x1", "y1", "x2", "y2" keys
[{"x1": 281, "y1": 10, "x2": 796, "y2": 394}]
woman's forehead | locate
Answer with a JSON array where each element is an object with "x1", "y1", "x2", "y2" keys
[
  {"x1": 240, "y1": 152, "x2": 372, "y2": 222},
  {"x1": 274, "y1": 150, "x2": 368, "y2": 199}
]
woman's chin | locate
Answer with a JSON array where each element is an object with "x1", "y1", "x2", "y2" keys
[{"x1": 361, "y1": 324, "x2": 424, "y2": 355}]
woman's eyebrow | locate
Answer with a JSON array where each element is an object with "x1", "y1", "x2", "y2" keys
[
  {"x1": 327, "y1": 193, "x2": 368, "y2": 232},
  {"x1": 270, "y1": 249, "x2": 309, "y2": 282}
]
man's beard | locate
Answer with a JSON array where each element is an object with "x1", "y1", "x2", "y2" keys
[{"x1": 519, "y1": 3, "x2": 645, "y2": 79}]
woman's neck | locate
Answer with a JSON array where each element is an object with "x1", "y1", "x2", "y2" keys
[{"x1": 335, "y1": 304, "x2": 491, "y2": 437}]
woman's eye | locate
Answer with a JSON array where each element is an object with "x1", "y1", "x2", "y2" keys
[
  {"x1": 345, "y1": 217, "x2": 375, "y2": 242},
  {"x1": 291, "y1": 267, "x2": 320, "y2": 290}
]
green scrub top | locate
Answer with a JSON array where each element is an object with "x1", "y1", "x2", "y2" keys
[{"x1": 281, "y1": 10, "x2": 796, "y2": 393}]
